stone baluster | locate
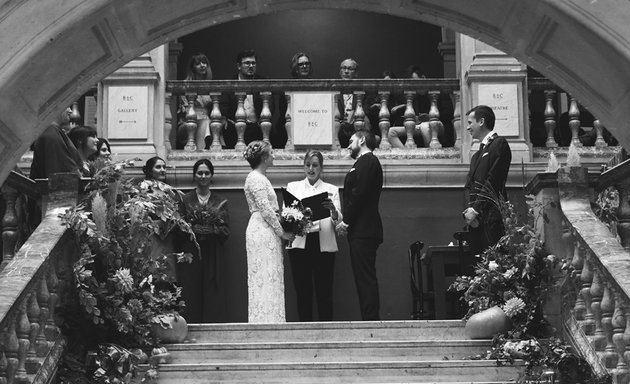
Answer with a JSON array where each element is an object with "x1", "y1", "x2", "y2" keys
[
  {"x1": 544, "y1": 90, "x2": 558, "y2": 148},
  {"x1": 45, "y1": 264, "x2": 59, "y2": 340},
  {"x1": 69, "y1": 101, "x2": 81, "y2": 128},
  {"x1": 601, "y1": 285, "x2": 619, "y2": 368},
  {"x1": 590, "y1": 268, "x2": 607, "y2": 350},
  {"x1": 25, "y1": 292, "x2": 40, "y2": 374},
  {"x1": 5, "y1": 318, "x2": 19, "y2": 384},
  {"x1": 428, "y1": 91, "x2": 442, "y2": 149},
  {"x1": 624, "y1": 301, "x2": 630, "y2": 381},
  {"x1": 234, "y1": 92, "x2": 247, "y2": 151},
  {"x1": 580, "y1": 255, "x2": 596, "y2": 335},
  {"x1": 0, "y1": 346, "x2": 7, "y2": 384},
  {"x1": 14, "y1": 301, "x2": 29, "y2": 382},
  {"x1": 34, "y1": 275, "x2": 49, "y2": 356},
  {"x1": 1, "y1": 185, "x2": 18, "y2": 262},
  {"x1": 352, "y1": 91, "x2": 366, "y2": 132},
  {"x1": 378, "y1": 92, "x2": 391, "y2": 150},
  {"x1": 333, "y1": 94, "x2": 341, "y2": 149},
  {"x1": 615, "y1": 182, "x2": 630, "y2": 248},
  {"x1": 209, "y1": 93, "x2": 223, "y2": 152},
  {"x1": 452, "y1": 90, "x2": 462, "y2": 148},
  {"x1": 259, "y1": 92, "x2": 272, "y2": 146},
  {"x1": 594, "y1": 119, "x2": 608, "y2": 148},
  {"x1": 403, "y1": 91, "x2": 417, "y2": 149},
  {"x1": 568, "y1": 96, "x2": 582, "y2": 147},
  {"x1": 164, "y1": 92, "x2": 173, "y2": 152},
  {"x1": 284, "y1": 94, "x2": 294, "y2": 150},
  {"x1": 183, "y1": 94, "x2": 198, "y2": 151},
  {"x1": 572, "y1": 244, "x2": 586, "y2": 320},
  {"x1": 613, "y1": 296, "x2": 630, "y2": 383}
]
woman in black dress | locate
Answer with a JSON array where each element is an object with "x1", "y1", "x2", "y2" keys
[{"x1": 178, "y1": 159, "x2": 230, "y2": 323}]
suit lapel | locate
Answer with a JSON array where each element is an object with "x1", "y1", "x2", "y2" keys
[{"x1": 469, "y1": 135, "x2": 496, "y2": 182}]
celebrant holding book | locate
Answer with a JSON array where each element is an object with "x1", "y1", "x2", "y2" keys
[
  {"x1": 179, "y1": 159, "x2": 230, "y2": 323},
  {"x1": 285, "y1": 150, "x2": 342, "y2": 322}
]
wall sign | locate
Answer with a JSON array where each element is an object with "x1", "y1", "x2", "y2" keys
[
  {"x1": 477, "y1": 83, "x2": 519, "y2": 136},
  {"x1": 289, "y1": 92, "x2": 335, "y2": 146},
  {"x1": 107, "y1": 86, "x2": 149, "y2": 139}
]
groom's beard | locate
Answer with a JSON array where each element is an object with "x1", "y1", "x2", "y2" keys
[{"x1": 350, "y1": 147, "x2": 360, "y2": 159}]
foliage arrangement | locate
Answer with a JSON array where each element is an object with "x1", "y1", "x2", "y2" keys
[
  {"x1": 186, "y1": 199, "x2": 227, "y2": 235},
  {"x1": 61, "y1": 161, "x2": 197, "y2": 382},
  {"x1": 278, "y1": 201, "x2": 312, "y2": 236},
  {"x1": 592, "y1": 186, "x2": 619, "y2": 237}
]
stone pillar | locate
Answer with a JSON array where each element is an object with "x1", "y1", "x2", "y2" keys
[
  {"x1": 98, "y1": 47, "x2": 164, "y2": 160},
  {"x1": 458, "y1": 34, "x2": 532, "y2": 164}
]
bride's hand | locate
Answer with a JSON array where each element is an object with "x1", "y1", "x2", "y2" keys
[{"x1": 281, "y1": 231, "x2": 296, "y2": 242}]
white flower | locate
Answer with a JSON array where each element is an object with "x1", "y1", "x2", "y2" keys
[
  {"x1": 503, "y1": 267, "x2": 517, "y2": 279},
  {"x1": 488, "y1": 261, "x2": 499, "y2": 271}
]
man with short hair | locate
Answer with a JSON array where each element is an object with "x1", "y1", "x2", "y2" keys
[
  {"x1": 220, "y1": 50, "x2": 269, "y2": 148},
  {"x1": 336, "y1": 129, "x2": 383, "y2": 320},
  {"x1": 463, "y1": 105, "x2": 512, "y2": 254},
  {"x1": 336, "y1": 59, "x2": 377, "y2": 148}
]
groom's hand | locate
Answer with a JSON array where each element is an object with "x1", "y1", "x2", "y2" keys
[{"x1": 336, "y1": 221, "x2": 349, "y2": 236}]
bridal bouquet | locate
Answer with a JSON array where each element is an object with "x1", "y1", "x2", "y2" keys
[{"x1": 279, "y1": 201, "x2": 313, "y2": 237}]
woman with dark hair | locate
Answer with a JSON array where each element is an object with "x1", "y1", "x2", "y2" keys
[
  {"x1": 142, "y1": 156, "x2": 167, "y2": 182},
  {"x1": 285, "y1": 150, "x2": 342, "y2": 321},
  {"x1": 243, "y1": 141, "x2": 295, "y2": 323},
  {"x1": 178, "y1": 52, "x2": 214, "y2": 150},
  {"x1": 88, "y1": 137, "x2": 111, "y2": 161},
  {"x1": 67, "y1": 125, "x2": 98, "y2": 176},
  {"x1": 178, "y1": 158, "x2": 230, "y2": 323}
]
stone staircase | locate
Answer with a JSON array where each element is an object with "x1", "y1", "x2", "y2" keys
[{"x1": 156, "y1": 320, "x2": 523, "y2": 383}]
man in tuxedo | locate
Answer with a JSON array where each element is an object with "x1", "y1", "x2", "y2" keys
[
  {"x1": 220, "y1": 50, "x2": 268, "y2": 148},
  {"x1": 336, "y1": 130, "x2": 383, "y2": 320},
  {"x1": 463, "y1": 105, "x2": 512, "y2": 254}
]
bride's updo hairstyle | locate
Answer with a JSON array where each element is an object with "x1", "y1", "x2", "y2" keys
[{"x1": 244, "y1": 140, "x2": 271, "y2": 169}]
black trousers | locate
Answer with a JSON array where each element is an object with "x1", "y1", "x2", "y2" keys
[
  {"x1": 288, "y1": 233, "x2": 335, "y2": 322},
  {"x1": 348, "y1": 236, "x2": 380, "y2": 321}
]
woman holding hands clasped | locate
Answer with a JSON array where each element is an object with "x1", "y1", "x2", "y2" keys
[
  {"x1": 286, "y1": 150, "x2": 342, "y2": 321},
  {"x1": 243, "y1": 141, "x2": 295, "y2": 323}
]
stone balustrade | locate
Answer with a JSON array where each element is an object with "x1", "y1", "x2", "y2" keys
[
  {"x1": 165, "y1": 78, "x2": 460, "y2": 152},
  {"x1": 0, "y1": 173, "x2": 79, "y2": 384}
]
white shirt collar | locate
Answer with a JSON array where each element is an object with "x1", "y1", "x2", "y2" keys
[
  {"x1": 481, "y1": 131, "x2": 497, "y2": 145},
  {"x1": 303, "y1": 178, "x2": 322, "y2": 189}
]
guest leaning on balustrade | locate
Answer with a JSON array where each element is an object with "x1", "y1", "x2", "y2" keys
[
  {"x1": 286, "y1": 150, "x2": 342, "y2": 322},
  {"x1": 67, "y1": 125, "x2": 99, "y2": 176},
  {"x1": 177, "y1": 159, "x2": 230, "y2": 323},
  {"x1": 276, "y1": 52, "x2": 314, "y2": 148},
  {"x1": 177, "y1": 52, "x2": 214, "y2": 150}
]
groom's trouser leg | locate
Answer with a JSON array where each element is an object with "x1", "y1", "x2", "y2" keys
[
  {"x1": 349, "y1": 237, "x2": 380, "y2": 321},
  {"x1": 289, "y1": 247, "x2": 314, "y2": 321}
]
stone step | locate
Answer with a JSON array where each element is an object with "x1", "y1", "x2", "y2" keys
[
  {"x1": 167, "y1": 339, "x2": 490, "y2": 364},
  {"x1": 186, "y1": 320, "x2": 468, "y2": 343},
  {"x1": 152, "y1": 360, "x2": 523, "y2": 383}
]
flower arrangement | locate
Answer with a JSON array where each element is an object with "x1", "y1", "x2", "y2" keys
[
  {"x1": 63, "y1": 161, "x2": 197, "y2": 349},
  {"x1": 279, "y1": 201, "x2": 313, "y2": 236},
  {"x1": 186, "y1": 200, "x2": 227, "y2": 235}
]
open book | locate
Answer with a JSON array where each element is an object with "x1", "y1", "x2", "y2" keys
[{"x1": 281, "y1": 188, "x2": 330, "y2": 221}]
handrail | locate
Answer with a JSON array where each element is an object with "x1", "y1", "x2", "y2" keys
[{"x1": 166, "y1": 78, "x2": 461, "y2": 94}]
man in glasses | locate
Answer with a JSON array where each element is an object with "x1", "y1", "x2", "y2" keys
[
  {"x1": 220, "y1": 50, "x2": 270, "y2": 148},
  {"x1": 336, "y1": 58, "x2": 377, "y2": 148}
]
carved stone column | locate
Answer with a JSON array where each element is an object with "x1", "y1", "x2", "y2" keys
[
  {"x1": 591, "y1": 269, "x2": 607, "y2": 350},
  {"x1": 612, "y1": 296, "x2": 629, "y2": 382},
  {"x1": 259, "y1": 92, "x2": 272, "y2": 145},
  {"x1": 378, "y1": 92, "x2": 391, "y2": 150},
  {"x1": 163, "y1": 92, "x2": 173, "y2": 152},
  {"x1": 209, "y1": 93, "x2": 223, "y2": 152},
  {"x1": 428, "y1": 91, "x2": 442, "y2": 149},
  {"x1": 544, "y1": 89, "x2": 558, "y2": 148},
  {"x1": 183, "y1": 94, "x2": 198, "y2": 151},
  {"x1": 333, "y1": 94, "x2": 341, "y2": 149},
  {"x1": 452, "y1": 90, "x2": 462, "y2": 148},
  {"x1": 403, "y1": 91, "x2": 417, "y2": 149},
  {"x1": 602, "y1": 285, "x2": 619, "y2": 368},
  {"x1": 568, "y1": 96, "x2": 583, "y2": 147},
  {"x1": 1, "y1": 185, "x2": 18, "y2": 262},
  {"x1": 284, "y1": 94, "x2": 294, "y2": 150},
  {"x1": 594, "y1": 119, "x2": 608, "y2": 148},
  {"x1": 234, "y1": 92, "x2": 247, "y2": 151},
  {"x1": 352, "y1": 91, "x2": 366, "y2": 132}
]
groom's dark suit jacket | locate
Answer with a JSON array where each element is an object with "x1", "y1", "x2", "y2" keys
[
  {"x1": 465, "y1": 133, "x2": 511, "y2": 253},
  {"x1": 342, "y1": 151, "x2": 383, "y2": 243}
]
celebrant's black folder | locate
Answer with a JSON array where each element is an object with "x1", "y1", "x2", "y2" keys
[{"x1": 281, "y1": 188, "x2": 330, "y2": 221}]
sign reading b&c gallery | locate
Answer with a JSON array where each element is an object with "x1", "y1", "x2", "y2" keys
[{"x1": 107, "y1": 85, "x2": 149, "y2": 139}]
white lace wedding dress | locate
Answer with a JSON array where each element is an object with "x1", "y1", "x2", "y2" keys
[{"x1": 244, "y1": 170, "x2": 286, "y2": 323}]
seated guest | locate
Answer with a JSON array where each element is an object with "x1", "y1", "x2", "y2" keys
[
  {"x1": 219, "y1": 50, "x2": 271, "y2": 148},
  {"x1": 30, "y1": 107, "x2": 83, "y2": 179},
  {"x1": 366, "y1": 70, "x2": 406, "y2": 135},
  {"x1": 67, "y1": 125, "x2": 99, "y2": 176},
  {"x1": 336, "y1": 58, "x2": 379, "y2": 148},
  {"x1": 276, "y1": 52, "x2": 314, "y2": 148},
  {"x1": 178, "y1": 53, "x2": 214, "y2": 150},
  {"x1": 178, "y1": 159, "x2": 230, "y2": 323}
]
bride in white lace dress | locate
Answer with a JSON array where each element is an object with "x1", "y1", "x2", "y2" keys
[{"x1": 243, "y1": 141, "x2": 295, "y2": 323}]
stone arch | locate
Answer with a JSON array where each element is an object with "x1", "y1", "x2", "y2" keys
[{"x1": 1, "y1": 0, "x2": 630, "y2": 181}]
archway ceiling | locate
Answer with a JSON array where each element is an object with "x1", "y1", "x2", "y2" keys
[{"x1": 1, "y1": 0, "x2": 629, "y2": 182}]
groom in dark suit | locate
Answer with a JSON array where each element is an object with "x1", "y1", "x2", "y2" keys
[
  {"x1": 336, "y1": 130, "x2": 383, "y2": 320},
  {"x1": 463, "y1": 105, "x2": 512, "y2": 255}
]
